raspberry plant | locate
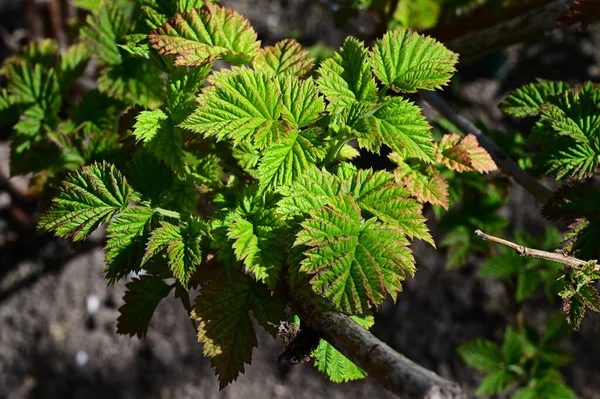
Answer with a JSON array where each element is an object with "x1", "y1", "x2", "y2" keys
[{"x1": 2, "y1": 0, "x2": 599, "y2": 397}]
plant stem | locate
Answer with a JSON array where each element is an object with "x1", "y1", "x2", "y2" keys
[
  {"x1": 287, "y1": 286, "x2": 466, "y2": 399},
  {"x1": 320, "y1": 135, "x2": 349, "y2": 168},
  {"x1": 155, "y1": 207, "x2": 181, "y2": 219},
  {"x1": 422, "y1": 91, "x2": 552, "y2": 203},
  {"x1": 474, "y1": 229, "x2": 599, "y2": 272}
]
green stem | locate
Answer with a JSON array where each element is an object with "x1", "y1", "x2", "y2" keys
[
  {"x1": 155, "y1": 207, "x2": 181, "y2": 219},
  {"x1": 320, "y1": 136, "x2": 349, "y2": 168}
]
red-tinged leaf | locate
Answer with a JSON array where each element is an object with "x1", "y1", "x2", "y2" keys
[
  {"x1": 149, "y1": 4, "x2": 260, "y2": 66},
  {"x1": 436, "y1": 133, "x2": 496, "y2": 173},
  {"x1": 395, "y1": 166, "x2": 449, "y2": 209},
  {"x1": 456, "y1": 135, "x2": 497, "y2": 173},
  {"x1": 253, "y1": 39, "x2": 314, "y2": 77}
]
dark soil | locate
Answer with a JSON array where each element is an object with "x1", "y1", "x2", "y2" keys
[{"x1": 1, "y1": 1, "x2": 600, "y2": 398}]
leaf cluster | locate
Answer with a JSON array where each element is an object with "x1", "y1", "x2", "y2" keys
[
  {"x1": 458, "y1": 316, "x2": 575, "y2": 398},
  {"x1": 0, "y1": 0, "x2": 501, "y2": 390}
]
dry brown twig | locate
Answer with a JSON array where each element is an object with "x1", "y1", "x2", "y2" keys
[{"x1": 474, "y1": 229, "x2": 600, "y2": 272}]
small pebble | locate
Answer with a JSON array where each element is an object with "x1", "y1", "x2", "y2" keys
[
  {"x1": 75, "y1": 350, "x2": 88, "y2": 367},
  {"x1": 86, "y1": 295, "x2": 100, "y2": 314}
]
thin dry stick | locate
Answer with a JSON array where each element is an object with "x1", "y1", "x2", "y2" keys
[
  {"x1": 474, "y1": 229, "x2": 599, "y2": 272},
  {"x1": 421, "y1": 91, "x2": 553, "y2": 203}
]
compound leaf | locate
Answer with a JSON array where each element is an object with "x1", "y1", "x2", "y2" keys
[
  {"x1": 133, "y1": 109, "x2": 186, "y2": 174},
  {"x1": 81, "y1": 2, "x2": 128, "y2": 65},
  {"x1": 541, "y1": 88, "x2": 600, "y2": 143},
  {"x1": 127, "y1": 150, "x2": 174, "y2": 207},
  {"x1": 475, "y1": 369, "x2": 515, "y2": 396},
  {"x1": 370, "y1": 29, "x2": 457, "y2": 93},
  {"x1": 167, "y1": 64, "x2": 212, "y2": 124},
  {"x1": 360, "y1": 97, "x2": 435, "y2": 161},
  {"x1": 296, "y1": 194, "x2": 415, "y2": 314},
  {"x1": 316, "y1": 38, "x2": 377, "y2": 111},
  {"x1": 105, "y1": 206, "x2": 158, "y2": 283},
  {"x1": 227, "y1": 212, "x2": 283, "y2": 289},
  {"x1": 278, "y1": 75, "x2": 325, "y2": 128},
  {"x1": 457, "y1": 339, "x2": 503, "y2": 372},
  {"x1": 182, "y1": 67, "x2": 286, "y2": 149},
  {"x1": 254, "y1": 39, "x2": 314, "y2": 77},
  {"x1": 143, "y1": 218, "x2": 206, "y2": 287},
  {"x1": 39, "y1": 162, "x2": 135, "y2": 241},
  {"x1": 257, "y1": 129, "x2": 322, "y2": 191},
  {"x1": 501, "y1": 79, "x2": 570, "y2": 117},
  {"x1": 192, "y1": 271, "x2": 285, "y2": 389},
  {"x1": 149, "y1": 3, "x2": 260, "y2": 66},
  {"x1": 117, "y1": 276, "x2": 173, "y2": 338}
]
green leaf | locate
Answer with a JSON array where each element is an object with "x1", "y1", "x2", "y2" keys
[
  {"x1": 227, "y1": 212, "x2": 283, "y2": 289},
  {"x1": 6, "y1": 62, "x2": 60, "y2": 113},
  {"x1": 360, "y1": 97, "x2": 435, "y2": 161},
  {"x1": 278, "y1": 75, "x2": 325, "y2": 128},
  {"x1": 479, "y1": 252, "x2": 519, "y2": 279},
  {"x1": 502, "y1": 327, "x2": 524, "y2": 365},
  {"x1": 133, "y1": 109, "x2": 186, "y2": 174},
  {"x1": 543, "y1": 140, "x2": 598, "y2": 180},
  {"x1": 39, "y1": 162, "x2": 135, "y2": 241},
  {"x1": 537, "y1": 379, "x2": 577, "y2": 399},
  {"x1": 149, "y1": 3, "x2": 260, "y2": 66},
  {"x1": 370, "y1": 29, "x2": 457, "y2": 93},
  {"x1": 278, "y1": 167, "x2": 432, "y2": 244},
  {"x1": 277, "y1": 166, "x2": 341, "y2": 214},
  {"x1": 296, "y1": 194, "x2": 415, "y2": 314},
  {"x1": 127, "y1": 150, "x2": 174, "y2": 207},
  {"x1": 475, "y1": 369, "x2": 515, "y2": 396},
  {"x1": 257, "y1": 129, "x2": 322, "y2": 192},
  {"x1": 502, "y1": 79, "x2": 570, "y2": 117},
  {"x1": 517, "y1": 268, "x2": 541, "y2": 302},
  {"x1": 143, "y1": 218, "x2": 206, "y2": 287},
  {"x1": 511, "y1": 387, "x2": 538, "y2": 399},
  {"x1": 345, "y1": 168, "x2": 433, "y2": 245},
  {"x1": 316, "y1": 38, "x2": 376, "y2": 111},
  {"x1": 541, "y1": 88, "x2": 600, "y2": 143},
  {"x1": 167, "y1": 64, "x2": 212, "y2": 124},
  {"x1": 56, "y1": 42, "x2": 90, "y2": 86},
  {"x1": 97, "y1": 56, "x2": 164, "y2": 108},
  {"x1": 70, "y1": 89, "x2": 121, "y2": 135},
  {"x1": 458, "y1": 339, "x2": 503, "y2": 372},
  {"x1": 105, "y1": 206, "x2": 158, "y2": 283},
  {"x1": 117, "y1": 276, "x2": 173, "y2": 338},
  {"x1": 182, "y1": 67, "x2": 287, "y2": 149},
  {"x1": 191, "y1": 271, "x2": 286, "y2": 388},
  {"x1": 542, "y1": 313, "x2": 572, "y2": 345},
  {"x1": 254, "y1": 39, "x2": 314, "y2": 77},
  {"x1": 312, "y1": 315, "x2": 374, "y2": 383},
  {"x1": 81, "y1": 2, "x2": 128, "y2": 65}
]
